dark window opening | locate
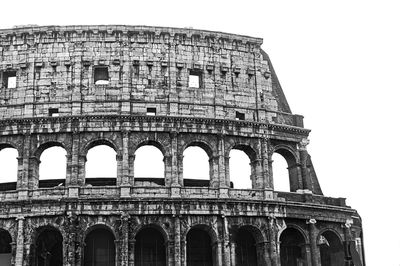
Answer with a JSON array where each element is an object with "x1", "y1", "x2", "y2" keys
[
  {"x1": 189, "y1": 70, "x2": 202, "y2": 88},
  {"x1": 187, "y1": 229, "x2": 212, "y2": 266},
  {"x1": 280, "y1": 228, "x2": 306, "y2": 266},
  {"x1": 146, "y1": 108, "x2": 156, "y2": 116},
  {"x1": 319, "y1": 231, "x2": 345, "y2": 266},
  {"x1": 147, "y1": 79, "x2": 152, "y2": 85},
  {"x1": 236, "y1": 229, "x2": 258, "y2": 266},
  {"x1": 135, "y1": 228, "x2": 166, "y2": 266},
  {"x1": 34, "y1": 228, "x2": 63, "y2": 266},
  {"x1": 84, "y1": 228, "x2": 115, "y2": 266},
  {"x1": 49, "y1": 108, "x2": 59, "y2": 117},
  {"x1": 3, "y1": 71, "x2": 16, "y2": 89},
  {"x1": 94, "y1": 67, "x2": 109, "y2": 85},
  {"x1": 236, "y1": 111, "x2": 245, "y2": 121},
  {"x1": 0, "y1": 229, "x2": 12, "y2": 266}
]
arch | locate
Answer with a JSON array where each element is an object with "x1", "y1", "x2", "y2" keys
[
  {"x1": 183, "y1": 143, "x2": 212, "y2": 186},
  {"x1": 83, "y1": 226, "x2": 116, "y2": 266},
  {"x1": 38, "y1": 146, "x2": 67, "y2": 185},
  {"x1": 134, "y1": 144, "x2": 165, "y2": 180},
  {"x1": 229, "y1": 148, "x2": 252, "y2": 189},
  {"x1": 279, "y1": 227, "x2": 307, "y2": 266},
  {"x1": 133, "y1": 139, "x2": 167, "y2": 157},
  {"x1": 232, "y1": 225, "x2": 265, "y2": 266},
  {"x1": 134, "y1": 227, "x2": 167, "y2": 266},
  {"x1": 0, "y1": 228, "x2": 12, "y2": 266},
  {"x1": 82, "y1": 138, "x2": 119, "y2": 156},
  {"x1": 318, "y1": 229, "x2": 345, "y2": 266},
  {"x1": 33, "y1": 226, "x2": 63, "y2": 266},
  {"x1": 227, "y1": 144, "x2": 258, "y2": 162},
  {"x1": 33, "y1": 141, "x2": 66, "y2": 159},
  {"x1": 182, "y1": 140, "x2": 215, "y2": 158},
  {"x1": 186, "y1": 226, "x2": 215, "y2": 266},
  {"x1": 85, "y1": 144, "x2": 117, "y2": 185},
  {"x1": 0, "y1": 146, "x2": 18, "y2": 188},
  {"x1": 273, "y1": 145, "x2": 300, "y2": 192}
]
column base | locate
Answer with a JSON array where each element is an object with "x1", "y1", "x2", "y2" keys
[
  {"x1": 68, "y1": 186, "x2": 80, "y2": 198},
  {"x1": 120, "y1": 185, "x2": 131, "y2": 198},
  {"x1": 17, "y1": 189, "x2": 28, "y2": 200},
  {"x1": 170, "y1": 185, "x2": 181, "y2": 198}
]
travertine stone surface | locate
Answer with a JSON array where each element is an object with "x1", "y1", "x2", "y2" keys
[{"x1": 0, "y1": 25, "x2": 363, "y2": 266}]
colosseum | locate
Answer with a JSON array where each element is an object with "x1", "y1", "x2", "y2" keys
[{"x1": 0, "y1": 25, "x2": 364, "y2": 266}]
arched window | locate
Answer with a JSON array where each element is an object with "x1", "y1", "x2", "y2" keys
[
  {"x1": 34, "y1": 227, "x2": 63, "y2": 266},
  {"x1": 39, "y1": 146, "x2": 67, "y2": 188},
  {"x1": 186, "y1": 228, "x2": 213, "y2": 266},
  {"x1": 0, "y1": 229, "x2": 12, "y2": 266},
  {"x1": 236, "y1": 227, "x2": 258, "y2": 265},
  {"x1": 183, "y1": 146, "x2": 210, "y2": 187},
  {"x1": 134, "y1": 145, "x2": 164, "y2": 186},
  {"x1": 279, "y1": 228, "x2": 307, "y2": 266},
  {"x1": 84, "y1": 227, "x2": 115, "y2": 266},
  {"x1": 229, "y1": 149, "x2": 251, "y2": 189},
  {"x1": 272, "y1": 153, "x2": 290, "y2": 192},
  {"x1": 319, "y1": 231, "x2": 344, "y2": 266},
  {"x1": 135, "y1": 228, "x2": 166, "y2": 266},
  {"x1": 85, "y1": 145, "x2": 117, "y2": 186},
  {"x1": 0, "y1": 147, "x2": 18, "y2": 191}
]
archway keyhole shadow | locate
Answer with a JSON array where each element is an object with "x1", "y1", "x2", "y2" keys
[
  {"x1": 229, "y1": 149, "x2": 252, "y2": 189},
  {"x1": 0, "y1": 147, "x2": 18, "y2": 184},
  {"x1": 183, "y1": 146, "x2": 210, "y2": 181},
  {"x1": 134, "y1": 145, "x2": 164, "y2": 178},
  {"x1": 86, "y1": 145, "x2": 117, "y2": 178},
  {"x1": 272, "y1": 152, "x2": 291, "y2": 192}
]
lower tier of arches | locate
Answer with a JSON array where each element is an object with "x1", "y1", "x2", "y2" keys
[{"x1": 0, "y1": 213, "x2": 364, "y2": 266}]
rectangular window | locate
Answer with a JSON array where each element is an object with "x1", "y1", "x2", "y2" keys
[
  {"x1": 94, "y1": 67, "x2": 109, "y2": 85},
  {"x1": 146, "y1": 107, "x2": 156, "y2": 116},
  {"x1": 189, "y1": 70, "x2": 201, "y2": 88},
  {"x1": 49, "y1": 108, "x2": 59, "y2": 117},
  {"x1": 235, "y1": 111, "x2": 245, "y2": 120},
  {"x1": 3, "y1": 71, "x2": 16, "y2": 89}
]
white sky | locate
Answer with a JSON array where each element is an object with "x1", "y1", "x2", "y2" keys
[{"x1": 1, "y1": 0, "x2": 400, "y2": 264}]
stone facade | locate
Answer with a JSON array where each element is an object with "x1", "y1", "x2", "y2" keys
[{"x1": 0, "y1": 25, "x2": 364, "y2": 266}]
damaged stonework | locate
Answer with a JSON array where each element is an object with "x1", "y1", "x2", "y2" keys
[{"x1": 0, "y1": 25, "x2": 364, "y2": 266}]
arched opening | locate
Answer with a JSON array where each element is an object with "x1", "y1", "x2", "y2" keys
[
  {"x1": 319, "y1": 231, "x2": 345, "y2": 266},
  {"x1": 272, "y1": 153, "x2": 290, "y2": 192},
  {"x1": 85, "y1": 145, "x2": 117, "y2": 186},
  {"x1": 0, "y1": 229, "x2": 12, "y2": 266},
  {"x1": 235, "y1": 227, "x2": 258, "y2": 266},
  {"x1": 229, "y1": 149, "x2": 252, "y2": 189},
  {"x1": 0, "y1": 147, "x2": 18, "y2": 191},
  {"x1": 279, "y1": 228, "x2": 307, "y2": 266},
  {"x1": 186, "y1": 228, "x2": 213, "y2": 266},
  {"x1": 84, "y1": 227, "x2": 115, "y2": 266},
  {"x1": 39, "y1": 146, "x2": 67, "y2": 188},
  {"x1": 34, "y1": 227, "x2": 63, "y2": 266},
  {"x1": 134, "y1": 145, "x2": 165, "y2": 186},
  {"x1": 135, "y1": 227, "x2": 166, "y2": 266},
  {"x1": 183, "y1": 146, "x2": 211, "y2": 187}
]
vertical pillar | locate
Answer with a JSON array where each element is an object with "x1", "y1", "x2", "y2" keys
[
  {"x1": 214, "y1": 240, "x2": 223, "y2": 266},
  {"x1": 268, "y1": 218, "x2": 278, "y2": 266},
  {"x1": 222, "y1": 215, "x2": 231, "y2": 266},
  {"x1": 170, "y1": 132, "x2": 180, "y2": 186},
  {"x1": 180, "y1": 239, "x2": 186, "y2": 266},
  {"x1": 68, "y1": 131, "x2": 80, "y2": 186},
  {"x1": 299, "y1": 138, "x2": 312, "y2": 192},
  {"x1": 15, "y1": 217, "x2": 24, "y2": 266},
  {"x1": 308, "y1": 220, "x2": 320, "y2": 266},
  {"x1": 120, "y1": 132, "x2": 131, "y2": 197},
  {"x1": 304, "y1": 243, "x2": 313, "y2": 266},
  {"x1": 230, "y1": 242, "x2": 236, "y2": 266},
  {"x1": 128, "y1": 239, "x2": 135, "y2": 266},
  {"x1": 260, "y1": 138, "x2": 272, "y2": 189},
  {"x1": 116, "y1": 154, "x2": 123, "y2": 186},
  {"x1": 174, "y1": 216, "x2": 182, "y2": 266},
  {"x1": 217, "y1": 134, "x2": 227, "y2": 188},
  {"x1": 209, "y1": 156, "x2": 219, "y2": 188},
  {"x1": 120, "y1": 214, "x2": 130, "y2": 266},
  {"x1": 28, "y1": 156, "x2": 40, "y2": 190}
]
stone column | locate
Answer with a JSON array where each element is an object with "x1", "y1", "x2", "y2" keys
[
  {"x1": 28, "y1": 156, "x2": 40, "y2": 190},
  {"x1": 299, "y1": 138, "x2": 312, "y2": 192},
  {"x1": 230, "y1": 242, "x2": 236, "y2": 266},
  {"x1": 250, "y1": 158, "x2": 263, "y2": 189},
  {"x1": 120, "y1": 214, "x2": 130, "y2": 266},
  {"x1": 15, "y1": 217, "x2": 24, "y2": 266},
  {"x1": 67, "y1": 131, "x2": 80, "y2": 186},
  {"x1": 217, "y1": 135, "x2": 227, "y2": 188},
  {"x1": 174, "y1": 216, "x2": 181, "y2": 266},
  {"x1": 222, "y1": 215, "x2": 231, "y2": 266},
  {"x1": 304, "y1": 243, "x2": 312, "y2": 266},
  {"x1": 308, "y1": 219, "x2": 320, "y2": 266},
  {"x1": 116, "y1": 154, "x2": 123, "y2": 186},
  {"x1": 121, "y1": 131, "x2": 130, "y2": 185},
  {"x1": 268, "y1": 218, "x2": 278, "y2": 266},
  {"x1": 209, "y1": 156, "x2": 220, "y2": 188},
  {"x1": 180, "y1": 240, "x2": 186, "y2": 266},
  {"x1": 261, "y1": 138, "x2": 272, "y2": 189},
  {"x1": 214, "y1": 240, "x2": 223, "y2": 266},
  {"x1": 128, "y1": 239, "x2": 135, "y2": 266}
]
